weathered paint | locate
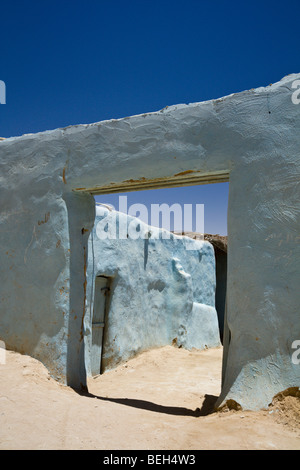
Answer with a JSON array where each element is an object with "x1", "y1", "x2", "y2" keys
[{"x1": 0, "y1": 73, "x2": 299, "y2": 408}]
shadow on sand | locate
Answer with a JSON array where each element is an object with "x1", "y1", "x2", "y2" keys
[{"x1": 77, "y1": 388, "x2": 218, "y2": 418}]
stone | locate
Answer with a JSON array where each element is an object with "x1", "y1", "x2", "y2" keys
[{"x1": 0, "y1": 73, "x2": 299, "y2": 409}]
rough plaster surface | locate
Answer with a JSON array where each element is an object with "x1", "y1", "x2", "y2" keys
[
  {"x1": 0, "y1": 73, "x2": 299, "y2": 409},
  {"x1": 84, "y1": 206, "x2": 220, "y2": 375}
]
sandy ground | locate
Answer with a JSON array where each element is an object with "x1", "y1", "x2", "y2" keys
[{"x1": 0, "y1": 345, "x2": 299, "y2": 450}]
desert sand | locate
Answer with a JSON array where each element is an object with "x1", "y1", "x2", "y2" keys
[{"x1": 0, "y1": 345, "x2": 299, "y2": 450}]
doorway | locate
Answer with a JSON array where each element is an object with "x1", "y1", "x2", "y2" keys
[
  {"x1": 91, "y1": 183, "x2": 228, "y2": 368},
  {"x1": 93, "y1": 183, "x2": 228, "y2": 344},
  {"x1": 91, "y1": 275, "x2": 111, "y2": 376}
]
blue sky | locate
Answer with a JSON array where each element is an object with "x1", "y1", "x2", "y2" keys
[{"x1": 1, "y1": 0, "x2": 299, "y2": 235}]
